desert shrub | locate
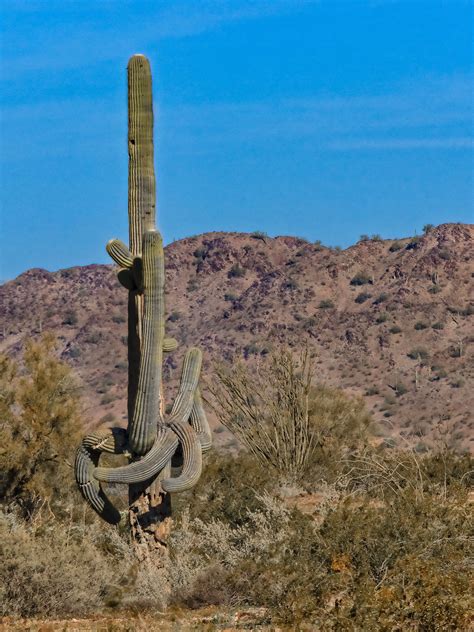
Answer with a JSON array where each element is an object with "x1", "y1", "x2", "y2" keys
[
  {"x1": 407, "y1": 347, "x2": 429, "y2": 361},
  {"x1": 375, "y1": 312, "x2": 389, "y2": 323},
  {"x1": 224, "y1": 292, "x2": 237, "y2": 302},
  {"x1": 432, "y1": 321, "x2": 444, "y2": 330},
  {"x1": 313, "y1": 239, "x2": 323, "y2": 251},
  {"x1": 414, "y1": 320, "x2": 428, "y2": 330},
  {"x1": 406, "y1": 237, "x2": 421, "y2": 250},
  {"x1": 350, "y1": 271, "x2": 372, "y2": 286},
  {"x1": 428, "y1": 284, "x2": 441, "y2": 294},
  {"x1": 62, "y1": 309, "x2": 78, "y2": 326},
  {"x1": 423, "y1": 223, "x2": 435, "y2": 234},
  {"x1": 168, "y1": 310, "x2": 181, "y2": 322},
  {"x1": 0, "y1": 335, "x2": 82, "y2": 516},
  {"x1": 393, "y1": 381, "x2": 408, "y2": 396},
  {"x1": 193, "y1": 247, "x2": 207, "y2": 261},
  {"x1": 389, "y1": 325, "x2": 402, "y2": 334},
  {"x1": 282, "y1": 278, "x2": 298, "y2": 290},
  {"x1": 0, "y1": 508, "x2": 168, "y2": 618},
  {"x1": 371, "y1": 234, "x2": 382, "y2": 241},
  {"x1": 228, "y1": 263, "x2": 245, "y2": 278},
  {"x1": 169, "y1": 447, "x2": 472, "y2": 629},
  {"x1": 319, "y1": 299, "x2": 334, "y2": 309},
  {"x1": 359, "y1": 234, "x2": 369, "y2": 242},
  {"x1": 111, "y1": 314, "x2": 126, "y2": 324},
  {"x1": 389, "y1": 241, "x2": 402, "y2": 252},
  {"x1": 355, "y1": 291, "x2": 372, "y2": 304},
  {"x1": 374, "y1": 292, "x2": 388, "y2": 304}
]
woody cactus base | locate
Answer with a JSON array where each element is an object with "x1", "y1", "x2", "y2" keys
[{"x1": 75, "y1": 55, "x2": 211, "y2": 530}]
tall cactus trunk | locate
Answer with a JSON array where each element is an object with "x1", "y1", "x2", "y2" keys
[
  {"x1": 127, "y1": 56, "x2": 166, "y2": 556},
  {"x1": 74, "y1": 54, "x2": 211, "y2": 563}
]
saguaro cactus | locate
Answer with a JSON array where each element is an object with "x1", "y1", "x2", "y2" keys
[{"x1": 75, "y1": 55, "x2": 211, "y2": 537}]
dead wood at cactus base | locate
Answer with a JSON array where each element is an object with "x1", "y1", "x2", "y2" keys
[{"x1": 74, "y1": 55, "x2": 211, "y2": 551}]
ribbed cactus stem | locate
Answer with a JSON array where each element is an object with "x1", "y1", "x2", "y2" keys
[
  {"x1": 129, "y1": 229, "x2": 164, "y2": 455},
  {"x1": 128, "y1": 55, "x2": 155, "y2": 256}
]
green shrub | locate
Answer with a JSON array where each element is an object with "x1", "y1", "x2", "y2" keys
[
  {"x1": 376, "y1": 313, "x2": 389, "y2": 323},
  {"x1": 350, "y1": 271, "x2": 372, "y2": 286},
  {"x1": 62, "y1": 310, "x2": 78, "y2": 326},
  {"x1": 374, "y1": 292, "x2": 388, "y2": 304},
  {"x1": 414, "y1": 321, "x2": 428, "y2": 330},
  {"x1": 319, "y1": 299, "x2": 334, "y2": 309},
  {"x1": 407, "y1": 347, "x2": 429, "y2": 361},
  {"x1": 228, "y1": 263, "x2": 245, "y2": 278},
  {"x1": 355, "y1": 292, "x2": 372, "y2": 304},
  {"x1": 0, "y1": 335, "x2": 82, "y2": 515},
  {"x1": 389, "y1": 325, "x2": 402, "y2": 334},
  {"x1": 389, "y1": 241, "x2": 402, "y2": 252}
]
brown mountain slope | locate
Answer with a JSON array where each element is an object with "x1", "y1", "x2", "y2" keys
[{"x1": 1, "y1": 223, "x2": 473, "y2": 451}]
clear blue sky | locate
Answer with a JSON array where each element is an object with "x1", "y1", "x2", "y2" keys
[{"x1": 1, "y1": 0, "x2": 473, "y2": 280}]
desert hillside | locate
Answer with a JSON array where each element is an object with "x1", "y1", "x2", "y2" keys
[{"x1": 1, "y1": 223, "x2": 473, "y2": 450}]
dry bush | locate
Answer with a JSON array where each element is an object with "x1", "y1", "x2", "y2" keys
[
  {"x1": 209, "y1": 349, "x2": 371, "y2": 482},
  {"x1": 0, "y1": 506, "x2": 168, "y2": 618},
  {"x1": 167, "y1": 447, "x2": 472, "y2": 628}
]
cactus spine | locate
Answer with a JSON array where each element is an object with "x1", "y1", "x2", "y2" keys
[{"x1": 75, "y1": 55, "x2": 211, "y2": 533}]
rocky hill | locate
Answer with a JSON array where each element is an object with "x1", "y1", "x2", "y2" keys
[{"x1": 1, "y1": 223, "x2": 473, "y2": 451}]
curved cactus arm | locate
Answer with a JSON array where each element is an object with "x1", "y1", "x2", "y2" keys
[
  {"x1": 160, "y1": 348, "x2": 203, "y2": 492},
  {"x1": 94, "y1": 425, "x2": 177, "y2": 484},
  {"x1": 168, "y1": 348, "x2": 202, "y2": 422},
  {"x1": 129, "y1": 229, "x2": 164, "y2": 455},
  {"x1": 190, "y1": 387, "x2": 212, "y2": 452},
  {"x1": 74, "y1": 428, "x2": 127, "y2": 524},
  {"x1": 107, "y1": 239, "x2": 133, "y2": 268},
  {"x1": 161, "y1": 421, "x2": 202, "y2": 492}
]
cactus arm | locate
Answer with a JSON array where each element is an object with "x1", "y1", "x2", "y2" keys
[
  {"x1": 94, "y1": 425, "x2": 178, "y2": 484},
  {"x1": 160, "y1": 348, "x2": 203, "y2": 492},
  {"x1": 161, "y1": 422, "x2": 202, "y2": 492},
  {"x1": 190, "y1": 387, "x2": 212, "y2": 452},
  {"x1": 168, "y1": 348, "x2": 202, "y2": 421},
  {"x1": 74, "y1": 429, "x2": 127, "y2": 524},
  {"x1": 107, "y1": 239, "x2": 134, "y2": 268},
  {"x1": 128, "y1": 230, "x2": 164, "y2": 455}
]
